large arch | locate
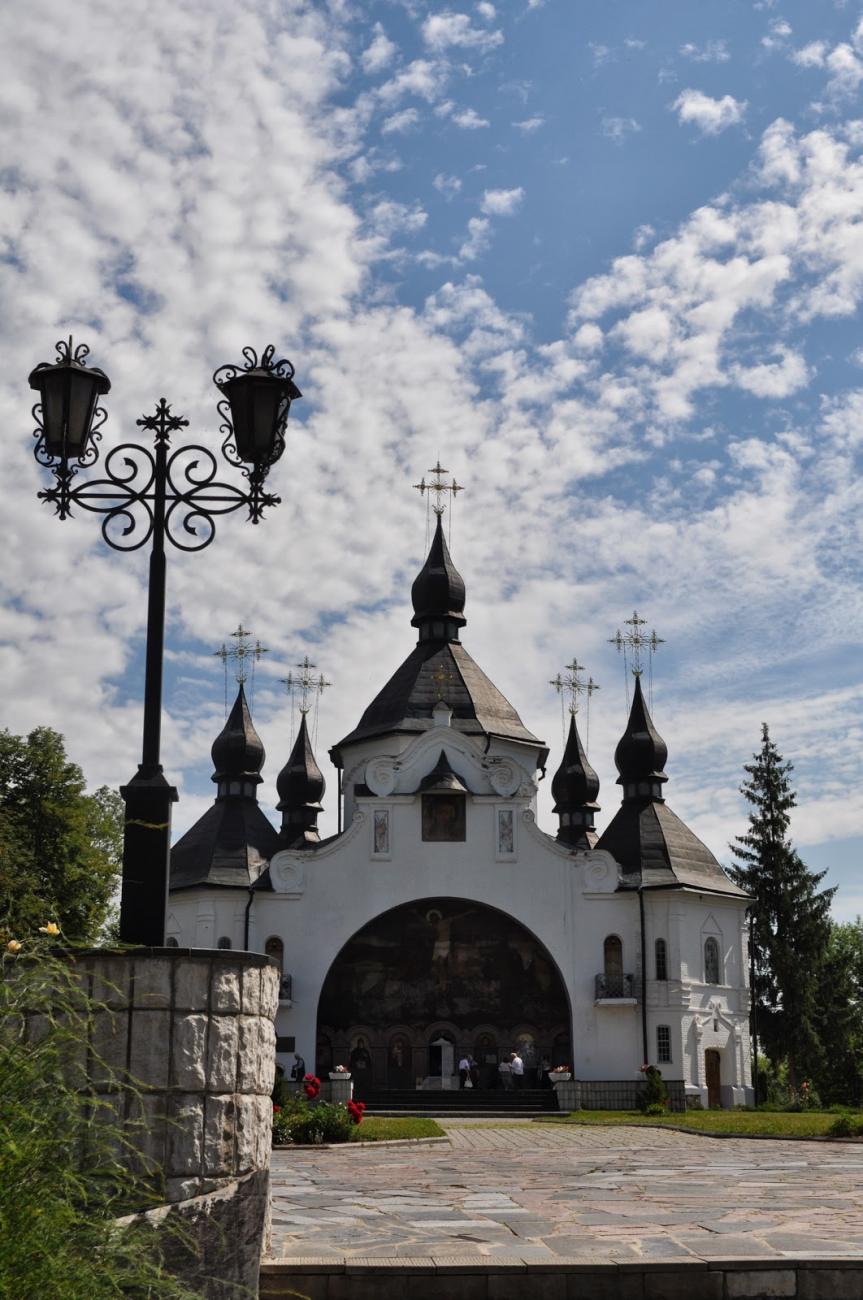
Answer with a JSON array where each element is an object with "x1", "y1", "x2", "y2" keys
[{"x1": 316, "y1": 896, "x2": 572, "y2": 1090}]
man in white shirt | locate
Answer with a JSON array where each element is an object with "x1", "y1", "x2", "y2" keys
[
  {"x1": 458, "y1": 1056, "x2": 471, "y2": 1088},
  {"x1": 510, "y1": 1051, "x2": 524, "y2": 1090}
]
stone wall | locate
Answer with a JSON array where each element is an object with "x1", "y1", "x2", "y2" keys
[
  {"x1": 69, "y1": 947, "x2": 279, "y2": 1203},
  {"x1": 553, "y1": 1077, "x2": 687, "y2": 1112}
]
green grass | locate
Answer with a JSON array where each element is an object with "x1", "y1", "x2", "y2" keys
[
  {"x1": 539, "y1": 1109, "x2": 862, "y2": 1138},
  {"x1": 349, "y1": 1117, "x2": 446, "y2": 1141}
]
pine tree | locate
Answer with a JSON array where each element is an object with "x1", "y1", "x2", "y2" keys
[{"x1": 730, "y1": 724, "x2": 834, "y2": 1089}]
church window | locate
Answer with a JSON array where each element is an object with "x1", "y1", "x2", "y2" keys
[
  {"x1": 656, "y1": 1025, "x2": 671, "y2": 1063},
  {"x1": 165, "y1": 935, "x2": 179, "y2": 948},
  {"x1": 603, "y1": 935, "x2": 623, "y2": 977},
  {"x1": 265, "y1": 936, "x2": 284, "y2": 976},
  {"x1": 655, "y1": 938, "x2": 668, "y2": 981},
  {"x1": 217, "y1": 936, "x2": 232, "y2": 950},
  {"x1": 704, "y1": 937, "x2": 721, "y2": 984}
]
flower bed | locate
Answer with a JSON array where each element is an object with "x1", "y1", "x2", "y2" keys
[{"x1": 272, "y1": 1093, "x2": 364, "y2": 1145}]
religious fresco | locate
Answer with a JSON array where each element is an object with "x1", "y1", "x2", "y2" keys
[
  {"x1": 317, "y1": 898, "x2": 570, "y2": 1042},
  {"x1": 421, "y1": 793, "x2": 466, "y2": 841}
]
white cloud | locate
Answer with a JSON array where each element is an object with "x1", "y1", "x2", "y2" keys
[
  {"x1": 476, "y1": 1, "x2": 496, "y2": 18},
  {"x1": 480, "y1": 186, "x2": 524, "y2": 215},
  {"x1": 825, "y1": 43, "x2": 863, "y2": 97},
  {"x1": 381, "y1": 107, "x2": 420, "y2": 134},
  {"x1": 602, "y1": 116, "x2": 641, "y2": 144},
  {"x1": 762, "y1": 17, "x2": 792, "y2": 51},
  {"x1": 361, "y1": 23, "x2": 397, "y2": 75},
  {"x1": 422, "y1": 11, "x2": 503, "y2": 53},
  {"x1": 433, "y1": 172, "x2": 462, "y2": 199},
  {"x1": 731, "y1": 348, "x2": 810, "y2": 398},
  {"x1": 368, "y1": 199, "x2": 428, "y2": 238},
  {"x1": 633, "y1": 224, "x2": 655, "y2": 251},
  {"x1": 792, "y1": 41, "x2": 827, "y2": 69},
  {"x1": 672, "y1": 89, "x2": 747, "y2": 135},
  {"x1": 458, "y1": 216, "x2": 492, "y2": 259},
  {"x1": 680, "y1": 40, "x2": 730, "y2": 63},
  {"x1": 589, "y1": 42, "x2": 613, "y2": 66},
  {"x1": 377, "y1": 60, "x2": 446, "y2": 107},
  {"x1": 513, "y1": 116, "x2": 544, "y2": 133},
  {"x1": 452, "y1": 107, "x2": 490, "y2": 129}
]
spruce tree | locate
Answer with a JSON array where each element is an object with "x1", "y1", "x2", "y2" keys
[{"x1": 730, "y1": 724, "x2": 834, "y2": 1089}]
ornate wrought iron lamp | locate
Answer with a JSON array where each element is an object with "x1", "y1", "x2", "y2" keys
[{"x1": 28, "y1": 338, "x2": 301, "y2": 945}]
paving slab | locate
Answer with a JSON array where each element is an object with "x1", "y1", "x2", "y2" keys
[{"x1": 267, "y1": 1121, "x2": 863, "y2": 1268}]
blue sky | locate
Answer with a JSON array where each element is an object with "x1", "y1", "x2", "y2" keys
[{"x1": 1, "y1": 0, "x2": 862, "y2": 916}]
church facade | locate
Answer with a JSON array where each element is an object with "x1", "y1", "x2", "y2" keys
[{"x1": 167, "y1": 518, "x2": 753, "y2": 1108}]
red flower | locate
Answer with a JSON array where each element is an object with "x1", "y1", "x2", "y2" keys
[
  {"x1": 347, "y1": 1099, "x2": 366, "y2": 1125},
  {"x1": 273, "y1": 1104, "x2": 281, "y2": 1114}
]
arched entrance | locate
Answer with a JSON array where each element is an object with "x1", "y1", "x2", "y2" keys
[{"x1": 316, "y1": 897, "x2": 571, "y2": 1089}]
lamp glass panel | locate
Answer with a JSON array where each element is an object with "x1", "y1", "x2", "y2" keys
[
  {"x1": 66, "y1": 369, "x2": 99, "y2": 449},
  {"x1": 41, "y1": 373, "x2": 67, "y2": 454},
  {"x1": 251, "y1": 378, "x2": 282, "y2": 455}
]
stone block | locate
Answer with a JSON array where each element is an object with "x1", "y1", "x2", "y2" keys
[
  {"x1": 211, "y1": 965, "x2": 241, "y2": 1014},
  {"x1": 175, "y1": 958, "x2": 211, "y2": 1011},
  {"x1": 236, "y1": 1016, "x2": 262, "y2": 1092},
  {"x1": 645, "y1": 1271, "x2": 721, "y2": 1300},
  {"x1": 240, "y1": 963, "x2": 261, "y2": 1014},
  {"x1": 330, "y1": 1277, "x2": 486, "y2": 1300},
  {"x1": 799, "y1": 1269, "x2": 863, "y2": 1300},
  {"x1": 260, "y1": 966, "x2": 279, "y2": 1020},
  {"x1": 90, "y1": 955, "x2": 132, "y2": 1008},
  {"x1": 132, "y1": 958, "x2": 173, "y2": 1009},
  {"x1": 90, "y1": 1008, "x2": 129, "y2": 1090},
  {"x1": 260, "y1": 1020, "x2": 276, "y2": 1093},
  {"x1": 234, "y1": 1094, "x2": 258, "y2": 1174},
  {"x1": 207, "y1": 1015, "x2": 239, "y2": 1092},
  {"x1": 568, "y1": 1273, "x2": 644, "y2": 1300},
  {"x1": 129, "y1": 1009, "x2": 170, "y2": 1090},
  {"x1": 726, "y1": 1270, "x2": 796, "y2": 1298},
  {"x1": 128, "y1": 1093, "x2": 168, "y2": 1177},
  {"x1": 171, "y1": 1013, "x2": 208, "y2": 1091},
  {"x1": 252, "y1": 1093, "x2": 274, "y2": 1170},
  {"x1": 204, "y1": 1094, "x2": 236, "y2": 1177},
  {"x1": 260, "y1": 1277, "x2": 330, "y2": 1300},
  {"x1": 167, "y1": 1094, "x2": 205, "y2": 1180},
  {"x1": 491, "y1": 1274, "x2": 565, "y2": 1300},
  {"x1": 166, "y1": 1176, "x2": 202, "y2": 1204}
]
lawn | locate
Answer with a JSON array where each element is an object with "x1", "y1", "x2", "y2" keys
[
  {"x1": 539, "y1": 1110, "x2": 862, "y2": 1138},
  {"x1": 349, "y1": 1117, "x2": 445, "y2": 1141}
]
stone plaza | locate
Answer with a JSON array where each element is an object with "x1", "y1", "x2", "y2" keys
[{"x1": 261, "y1": 1121, "x2": 863, "y2": 1299}]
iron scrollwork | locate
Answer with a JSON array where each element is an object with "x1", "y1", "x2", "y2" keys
[{"x1": 32, "y1": 342, "x2": 293, "y2": 552}]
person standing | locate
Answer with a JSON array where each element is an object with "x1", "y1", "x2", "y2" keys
[
  {"x1": 468, "y1": 1055, "x2": 480, "y2": 1089},
  {"x1": 458, "y1": 1054, "x2": 471, "y2": 1088},
  {"x1": 510, "y1": 1051, "x2": 524, "y2": 1090},
  {"x1": 498, "y1": 1057, "x2": 513, "y2": 1091},
  {"x1": 291, "y1": 1052, "x2": 306, "y2": 1082}
]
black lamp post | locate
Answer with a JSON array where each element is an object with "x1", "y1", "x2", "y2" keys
[{"x1": 28, "y1": 337, "x2": 301, "y2": 945}]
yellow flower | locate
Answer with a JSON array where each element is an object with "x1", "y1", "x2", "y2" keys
[
  {"x1": 39, "y1": 922, "x2": 61, "y2": 936},
  {"x1": 6, "y1": 939, "x2": 22, "y2": 954}
]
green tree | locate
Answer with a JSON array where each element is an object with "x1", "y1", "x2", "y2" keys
[
  {"x1": 816, "y1": 919, "x2": 863, "y2": 1105},
  {"x1": 730, "y1": 724, "x2": 834, "y2": 1089},
  {"x1": 0, "y1": 727, "x2": 124, "y2": 944}
]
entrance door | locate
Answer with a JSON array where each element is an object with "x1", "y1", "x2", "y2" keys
[{"x1": 705, "y1": 1049, "x2": 721, "y2": 1108}]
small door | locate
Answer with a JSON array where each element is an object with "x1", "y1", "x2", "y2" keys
[{"x1": 705, "y1": 1049, "x2": 721, "y2": 1108}]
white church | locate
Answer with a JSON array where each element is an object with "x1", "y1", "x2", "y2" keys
[{"x1": 167, "y1": 515, "x2": 753, "y2": 1109}]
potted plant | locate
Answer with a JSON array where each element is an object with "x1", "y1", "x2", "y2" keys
[
  {"x1": 329, "y1": 1063, "x2": 352, "y2": 1080},
  {"x1": 549, "y1": 1064, "x2": 572, "y2": 1082}
]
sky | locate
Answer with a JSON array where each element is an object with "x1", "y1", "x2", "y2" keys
[{"x1": 1, "y1": 0, "x2": 862, "y2": 918}]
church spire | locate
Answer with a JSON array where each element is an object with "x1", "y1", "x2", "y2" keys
[
  {"x1": 276, "y1": 713, "x2": 326, "y2": 848},
  {"x1": 614, "y1": 674, "x2": 668, "y2": 802},
  {"x1": 410, "y1": 511, "x2": 466, "y2": 644},
  {"x1": 552, "y1": 713, "x2": 600, "y2": 848},
  {"x1": 210, "y1": 683, "x2": 265, "y2": 799}
]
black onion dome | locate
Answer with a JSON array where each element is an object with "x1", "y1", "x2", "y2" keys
[
  {"x1": 410, "y1": 513, "x2": 466, "y2": 638},
  {"x1": 614, "y1": 675, "x2": 668, "y2": 792},
  {"x1": 277, "y1": 714, "x2": 325, "y2": 812},
  {"x1": 211, "y1": 684, "x2": 265, "y2": 785},
  {"x1": 552, "y1": 714, "x2": 600, "y2": 811}
]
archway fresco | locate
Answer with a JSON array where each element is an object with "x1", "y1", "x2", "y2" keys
[{"x1": 316, "y1": 897, "x2": 571, "y2": 1089}]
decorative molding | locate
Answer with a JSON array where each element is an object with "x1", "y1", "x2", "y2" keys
[
  {"x1": 486, "y1": 759, "x2": 521, "y2": 798},
  {"x1": 366, "y1": 758, "x2": 398, "y2": 797},
  {"x1": 268, "y1": 854, "x2": 307, "y2": 898}
]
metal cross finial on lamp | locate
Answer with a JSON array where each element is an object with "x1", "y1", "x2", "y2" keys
[{"x1": 27, "y1": 337, "x2": 302, "y2": 946}]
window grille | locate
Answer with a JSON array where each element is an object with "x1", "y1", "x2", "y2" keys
[
  {"x1": 657, "y1": 1025, "x2": 671, "y2": 1063},
  {"x1": 655, "y1": 937, "x2": 668, "y2": 981},
  {"x1": 217, "y1": 936, "x2": 232, "y2": 950}
]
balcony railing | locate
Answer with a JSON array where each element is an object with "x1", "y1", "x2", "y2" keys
[{"x1": 595, "y1": 972, "x2": 636, "y2": 1001}]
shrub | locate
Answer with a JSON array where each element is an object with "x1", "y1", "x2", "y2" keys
[
  {"x1": 0, "y1": 933, "x2": 202, "y2": 1298},
  {"x1": 827, "y1": 1114, "x2": 863, "y2": 1138},
  {"x1": 637, "y1": 1065, "x2": 668, "y2": 1112},
  {"x1": 272, "y1": 1096, "x2": 354, "y2": 1144}
]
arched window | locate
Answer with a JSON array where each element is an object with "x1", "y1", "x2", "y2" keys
[
  {"x1": 655, "y1": 938, "x2": 668, "y2": 981},
  {"x1": 265, "y1": 936, "x2": 284, "y2": 975},
  {"x1": 704, "y1": 936, "x2": 721, "y2": 984},
  {"x1": 603, "y1": 935, "x2": 623, "y2": 978},
  {"x1": 165, "y1": 936, "x2": 179, "y2": 948},
  {"x1": 217, "y1": 936, "x2": 232, "y2": 950}
]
